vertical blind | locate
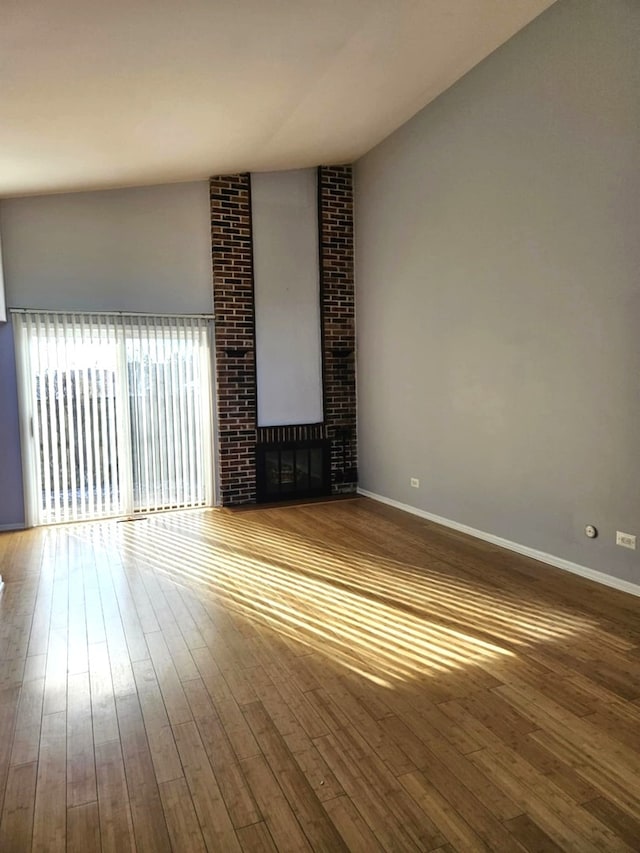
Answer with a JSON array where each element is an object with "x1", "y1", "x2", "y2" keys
[{"x1": 13, "y1": 311, "x2": 214, "y2": 526}]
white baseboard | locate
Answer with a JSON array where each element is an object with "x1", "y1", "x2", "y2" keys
[
  {"x1": 358, "y1": 488, "x2": 640, "y2": 599},
  {"x1": 0, "y1": 522, "x2": 25, "y2": 532}
]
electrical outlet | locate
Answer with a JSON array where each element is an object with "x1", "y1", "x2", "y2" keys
[
  {"x1": 616, "y1": 531, "x2": 636, "y2": 550},
  {"x1": 410, "y1": 478, "x2": 420, "y2": 488}
]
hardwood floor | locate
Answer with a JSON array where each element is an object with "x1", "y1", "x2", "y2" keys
[{"x1": 1, "y1": 497, "x2": 640, "y2": 851}]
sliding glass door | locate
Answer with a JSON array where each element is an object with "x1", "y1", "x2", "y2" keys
[
  {"x1": 13, "y1": 312, "x2": 213, "y2": 526},
  {"x1": 126, "y1": 319, "x2": 211, "y2": 513}
]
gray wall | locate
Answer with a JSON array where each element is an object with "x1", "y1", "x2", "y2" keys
[
  {"x1": 1, "y1": 181, "x2": 213, "y2": 313},
  {"x1": 0, "y1": 230, "x2": 6, "y2": 322},
  {"x1": 355, "y1": 0, "x2": 640, "y2": 584},
  {"x1": 0, "y1": 321, "x2": 24, "y2": 529},
  {"x1": 0, "y1": 181, "x2": 213, "y2": 527}
]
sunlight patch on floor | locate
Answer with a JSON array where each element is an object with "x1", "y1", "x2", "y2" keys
[{"x1": 70, "y1": 510, "x2": 597, "y2": 687}]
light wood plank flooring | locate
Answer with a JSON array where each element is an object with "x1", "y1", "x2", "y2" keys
[{"x1": 1, "y1": 497, "x2": 640, "y2": 851}]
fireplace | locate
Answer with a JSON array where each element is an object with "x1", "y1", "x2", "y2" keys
[{"x1": 256, "y1": 439, "x2": 331, "y2": 503}]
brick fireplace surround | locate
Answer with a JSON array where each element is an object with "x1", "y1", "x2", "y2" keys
[{"x1": 210, "y1": 166, "x2": 357, "y2": 506}]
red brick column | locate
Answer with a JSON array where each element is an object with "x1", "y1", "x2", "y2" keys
[
  {"x1": 211, "y1": 167, "x2": 357, "y2": 505},
  {"x1": 210, "y1": 174, "x2": 256, "y2": 505},
  {"x1": 318, "y1": 166, "x2": 358, "y2": 493}
]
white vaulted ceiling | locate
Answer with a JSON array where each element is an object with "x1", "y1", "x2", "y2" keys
[{"x1": 2, "y1": 0, "x2": 556, "y2": 197}]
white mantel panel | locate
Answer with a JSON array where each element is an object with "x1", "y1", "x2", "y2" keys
[{"x1": 252, "y1": 169, "x2": 323, "y2": 426}]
